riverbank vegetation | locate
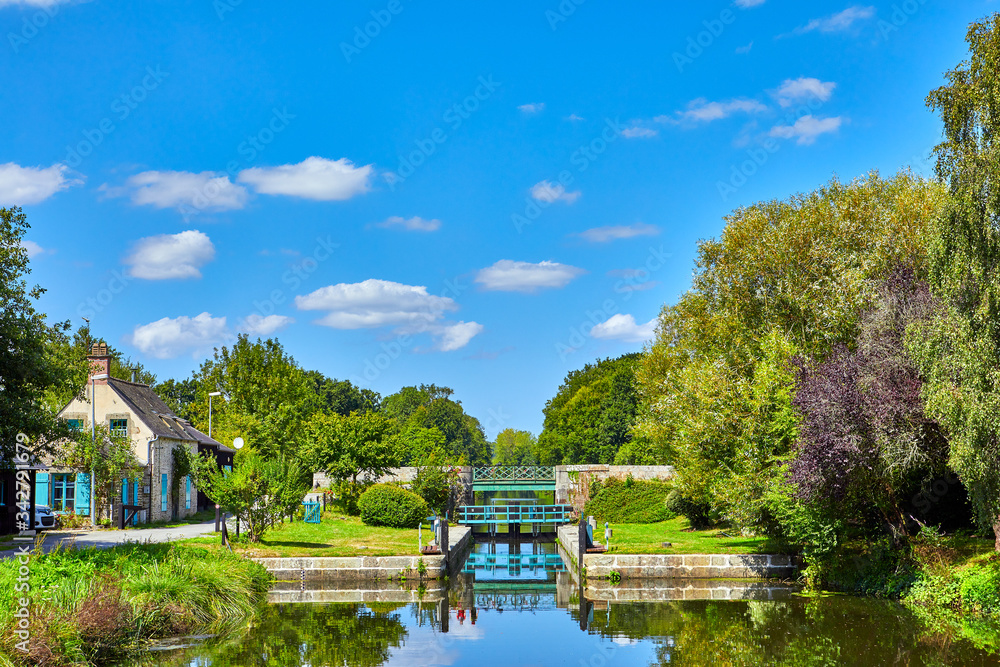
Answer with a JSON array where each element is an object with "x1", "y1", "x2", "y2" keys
[
  {"x1": 0, "y1": 542, "x2": 270, "y2": 666},
  {"x1": 180, "y1": 511, "x2": 424, "y2": 558}
]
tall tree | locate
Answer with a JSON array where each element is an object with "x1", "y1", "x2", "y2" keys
[
  {"x1": 190, "y1": 335, "x2": 316, "y2": 457},
  {"x1": 636, "y1": 172, "x2": 946, "y2": 530},
  {"x1": 492, "y1": 428, "x2": 538, "y2": 466},
  {"x1": 536, "y1": 354, "x2": 644, "y2": 465},
  {"x1": 0, "y1": 207, "x2": 81, "y2": 460},
  {"x1": 912, "y1": 14, "x2": 1000, "y2": 549}
]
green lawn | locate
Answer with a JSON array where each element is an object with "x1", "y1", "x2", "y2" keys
[
  {"x1": 604, "y1": 516, "x2": 791, "y2": 555},
  {"x1": 180, "y1": 510, "x2": 426, "y2": 558}
]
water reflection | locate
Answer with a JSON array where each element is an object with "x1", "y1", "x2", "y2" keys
[{"x1": 135, "y1": 540, "x2": 1000, "y2": 666}]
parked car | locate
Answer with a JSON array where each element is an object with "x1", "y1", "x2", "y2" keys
[{"x1": 34, "y1": 505, "x2": 55, "y2": 530}]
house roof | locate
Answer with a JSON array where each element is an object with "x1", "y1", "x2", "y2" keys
[{"x1": 106, "y1": 378, "x2": 232, "y2": 451}]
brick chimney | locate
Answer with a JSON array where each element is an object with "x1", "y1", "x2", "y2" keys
[{"x1": 88, "y1": 342, "x2": 111, "y2": 385}]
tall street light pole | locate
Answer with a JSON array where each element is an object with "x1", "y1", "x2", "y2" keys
[
  {"x1": 90, "y1": 373, "x2": 109, "y2": 527},
  {"x1": 208, "y1": 392, "x2": 222, "y2": 437}
]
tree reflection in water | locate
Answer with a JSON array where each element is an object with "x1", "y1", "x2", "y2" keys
[{"x1": 140, "y1": 603, "x2": 408, "y2": 667}]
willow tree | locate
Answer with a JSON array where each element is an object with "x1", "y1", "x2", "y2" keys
[
  {"x1": 636, "y1": 172, "x2": 946, "y2": 531},
  {"x1": 910, "y1": 14, "x2": 1000, "y2": 550}
]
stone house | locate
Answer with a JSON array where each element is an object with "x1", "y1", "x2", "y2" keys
[{"x1": 49, "y1": 343, "x2": 233, "y2": 524}]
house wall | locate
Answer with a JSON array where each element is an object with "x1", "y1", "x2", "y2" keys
[{"x1": 57, "y1": 390, "x2": 200, "y2": 524}]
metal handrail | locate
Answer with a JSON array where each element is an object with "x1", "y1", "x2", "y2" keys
[
  {"x1": 472, "y1": 466, "x2": 555, "y2": 482},
  {"x1": 456, "y1": 504, "x2": 572, "y2": 524}
]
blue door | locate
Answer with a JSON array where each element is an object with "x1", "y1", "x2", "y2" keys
[{"x1": 74, "y1": 473, "x2": 90, "y2": 516}]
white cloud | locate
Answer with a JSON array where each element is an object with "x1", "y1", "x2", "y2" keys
[
  {"x1": 566, "y1": 113, "x2": 585, "y2": 122},
  {"x1": 578, "y1": 223, "x2": 659, "y2": 244},
  {"x1": 475, "y1": 260, "x2": 585, "y2": 293},
  {"x1": 21, "y1": 240, "x2": 45, "y2": 258},
  {"x1": 239, "y1": 313, "x2": 294, "y2": 336},
  {"x1": 238, "y1": 156, "x2": 372, "y2": 201},
  {"x1": 124, "y1": 230, "x2": 215, "y2": 280},
  {"x1": 770, "y1": 115, "x2": 843, "y2": 145},
  {"x1": 774, "y1": 77, "x2": 836, "y2": 107},
  {"x1": 109, "y1": 170, "x2": 248, "y2": 211},
  {"x1": 128, "y1": 313, "x2": 229, "y2": 359},
  {"x1": 793, "y1": 6, "x2": 875, "y2": 34},
  {"x1": 660, "y1": 98, "x2": 768, "y2": 124},
  {"x1": 590, "y1": 314, "x2": 657, "y2": 343},
  {"x1": 376, "y1": 216, "x2": 442, "y2": 232},
  {"x1": 734, "y1": 0, "x2": 765, "y2": 7},
  {"x1": 438, "y1": 321, "x2": 485, "y2": 352},
  {"x1": 735, "y1": 42, "x2": 754, "y2": 54},
  {"x1": 622, "y1": 126, "x2": 658, "y2": 139},
  {"x1": 530, "y1": 180, "x2": 581, "y2": 204},
  {"x1": 0, "y1": 162, "x2": 82, "y2": 205},
  {"x1": 518, "y1": 103, "x2": 545, "y2": 114},
  {"x1": 295, "y1": 279, "x2": 481, "y2": 350}
]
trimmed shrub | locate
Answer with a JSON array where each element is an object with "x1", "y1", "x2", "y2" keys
[
  {"x1": 584, "y1": 476, "x2": 675, "y2": 524},
  {"x1": 665, "y1": 489, "x2": 715, "y2": 529},
  {"x1": 359, "y1": 484, "x2": 429, "y2": 528}
]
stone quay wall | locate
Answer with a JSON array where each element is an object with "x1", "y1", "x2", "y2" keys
[
  {"x1": 253, "y1": 525, "x2": 471, "y2": 582},
  {"x1": 584, "y1": 552, "x2": 799, "y2": 580}
]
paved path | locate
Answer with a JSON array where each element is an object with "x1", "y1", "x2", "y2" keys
[{"x1": 0, "y1": 519, "x2": 220, "y2": 558}]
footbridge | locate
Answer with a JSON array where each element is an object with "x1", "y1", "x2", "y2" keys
[{"x1": 470, "y1": 465, "x2": 557, "y2": 492}]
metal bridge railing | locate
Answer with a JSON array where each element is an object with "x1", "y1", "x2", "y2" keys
[
  {"x1": 472, "y1": 466, "x2": 555, "y2": 482},
  {"x1": 456, "y1": 504, "x2": 572, "y2": 525}
]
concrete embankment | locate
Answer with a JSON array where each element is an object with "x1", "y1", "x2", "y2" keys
[
  {"x1": 556, "y1": 524, "x2": 799, "y2": 581},
  {"x1": 253, "y1": 525, "x2": 471, "y2": 581}
]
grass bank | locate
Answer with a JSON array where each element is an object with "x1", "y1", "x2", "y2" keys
[
  {"x1": 603, "y1": 517, "x2": 787, "y2": 555},
  {"x1": 0, "y1": 541, "x2": 271, "y2": 666},
  {"x1": 180, "y1": 510, "x2": 424, "y2": 558}
]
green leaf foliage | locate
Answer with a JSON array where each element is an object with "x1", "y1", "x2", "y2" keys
[
  {"x1": 636, "y1": 172, "x2": 946, "y2": 532},
  {"x1": 358, "y1": 483, "x2": 429, "y2": 528},
  {"x1": 536, "y1": 353, "x2": 645, "y2": 465},
  {"x1": 910, "y1": 14, "x2": 1000, "y2": 546},
  {"x1": 583, "y1": 477, "x2": 675, "y2": 524}
]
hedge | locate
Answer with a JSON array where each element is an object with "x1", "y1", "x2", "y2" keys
[{"x1": 358, "y1": 483, "x2": 429, "y2": 528}]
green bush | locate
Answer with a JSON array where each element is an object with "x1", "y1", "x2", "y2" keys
[
  {"x1": 358, "y1": 484, "x2": 429, "y2": 528},
  {"x1": 410, "y1": 465, "x2": 454, "y2": 515},
  {"x1": 584, "y1": 477, "x2": 675, "y2": 524},
  {"x1": 665, "y1": 489, "x2": 714, "y2": 529},
  {"x1": 960, "y1": 561, "x2": 1000, "y2": 615}
]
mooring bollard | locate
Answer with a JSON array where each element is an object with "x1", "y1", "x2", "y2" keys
[{"x1": 215, "y1": 505, "x2": 221, "y2": 533}]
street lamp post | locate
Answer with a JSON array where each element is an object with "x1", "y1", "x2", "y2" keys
[
  {"x1": 90, "y1": 373, "x2": 109, "y2": 527},
  {"x1": 208, "y1": 392, "x2": 222, "y2": 437}
]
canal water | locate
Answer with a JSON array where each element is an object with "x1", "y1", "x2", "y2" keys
[{"x1": 135, "y1": 539, "x2": 1000, "y2": 666}]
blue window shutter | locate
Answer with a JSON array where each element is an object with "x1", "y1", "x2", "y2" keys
[
  {"x1": 122, "y1": 479, "x2": 128, "y2": 504},
  {"x1": 35, "y1": 473, "x2": 49, "y2": 507},
  {"x1": 185, "y1": 476, "x2": 191, "y2": 509},
  {"x1": 75, "y1": 473, "x2": 90, "y2": 516},
  {"x1": 133, "y1": 481, "x2": 140, "y2": 525},
  {"x1": 160, "y1": 474, "x2": 168, "y2": 512}
]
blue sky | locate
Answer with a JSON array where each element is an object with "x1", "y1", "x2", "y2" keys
[{"x1": 3, "y1": 0, "x2": 984, "y2": 438}]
